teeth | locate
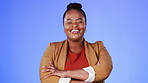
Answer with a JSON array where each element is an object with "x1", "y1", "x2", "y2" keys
[{"x1": 71, "y1": 30, "x2": 79, "y2": 32}]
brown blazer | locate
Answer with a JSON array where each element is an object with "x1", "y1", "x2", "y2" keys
[{"x1": 40, "y1": 40, "x2": 113, "y2": 83}]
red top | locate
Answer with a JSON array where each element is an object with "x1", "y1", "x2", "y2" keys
[{"x1": 65, "y1": 47, "x2": 89, "y2": 70}]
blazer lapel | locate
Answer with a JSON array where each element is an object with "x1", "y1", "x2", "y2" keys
[
  {"x1": 58, "y1": 40, "x2": 68, "y2": 70},
  {"x1": 84, "y1": 40, "x2": 98, "y2": 66}
]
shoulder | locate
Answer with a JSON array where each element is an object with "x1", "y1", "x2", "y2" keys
[
  {"x1": 85, "y1": 40, "x2": 105, "y2": 52},
  {"x1": 88, "y1": 41, "x2": 104, "y2": 48},
  {"x1": 92, "y1": 41, "x2": 104, "y2": 45}
]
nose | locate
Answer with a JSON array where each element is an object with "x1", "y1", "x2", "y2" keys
[{"x1": 72, "y1": 22, "x2": 78, "y2": 27}]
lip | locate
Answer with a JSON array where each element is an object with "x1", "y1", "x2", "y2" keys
[{"x1": 70, "y1": 29, "x2": 80, "y2": 34}]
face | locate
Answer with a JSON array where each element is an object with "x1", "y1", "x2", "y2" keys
[{"x1": 64, "y1": 9, "x2": 86, "y2": 42}]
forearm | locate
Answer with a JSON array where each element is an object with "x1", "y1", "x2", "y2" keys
[
  {"x1": 65, "y1": 69, "x2": 88, "y2": 81},
  {"x1": 41, "y1": 61, "x2": 95, "y2": 82}
]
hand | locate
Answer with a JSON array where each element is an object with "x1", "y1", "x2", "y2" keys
[{"x1": 42, "y1": 62, "x2": 67, "y2": 79}]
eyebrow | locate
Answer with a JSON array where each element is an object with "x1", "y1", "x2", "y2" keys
[
  {"x1": 76, "y1": 18, "x2": 83, "y2": 21},
  {"x1": 66, "y1": 18, "x2": 83, "y2": 21}
]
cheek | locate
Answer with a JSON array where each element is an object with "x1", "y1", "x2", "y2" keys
[
  {"x1": 79, "y1": 23, "x2": 86, "y2": 28},
  {"x1": 64, "y1": 28, "x2": 69, "y2": 34},
  {"x1": 79, "y1": 24, "x2": 86, "y2": 31},
  {"x1": 64, "y1": 23, "x2": 70, "y2": 29},
  {"x1": 64, "y1": 24, "x2": 68, "y2": 31}
]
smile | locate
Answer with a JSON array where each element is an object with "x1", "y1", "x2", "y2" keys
[{"x1": 71, "y1": 29, "x2": 80, "y2": 34}]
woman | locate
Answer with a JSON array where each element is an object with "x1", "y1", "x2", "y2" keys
[{"x1": 40, "y1": 3, "x2": 112, "y2": 83}]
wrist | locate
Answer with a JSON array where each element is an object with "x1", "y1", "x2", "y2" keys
[{"x1": 64, "y1": 70, "x2": 70, "y2": 78}]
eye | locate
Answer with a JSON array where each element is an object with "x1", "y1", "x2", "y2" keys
[
  {"x1": 67, "y1": 21, "x2": 72, "y2": 24},
  {"x1": 77, "y1": 21, "x2": 83, "y2": 23}
]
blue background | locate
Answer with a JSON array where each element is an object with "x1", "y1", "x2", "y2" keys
[{"x1": 0, "y1": 0, "x2": 148, "y2": 83}]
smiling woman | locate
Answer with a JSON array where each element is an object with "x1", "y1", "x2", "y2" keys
[
  {"x1": 40, "y1": 3, "x2": 113, "y2": 83},
  {"x1": 64, "y1": 9, "x2": 86, "y2": 44}
]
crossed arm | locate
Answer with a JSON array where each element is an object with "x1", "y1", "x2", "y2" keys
[{"x1": 41, "y1": 62, "x2": 100, "y2": 83}]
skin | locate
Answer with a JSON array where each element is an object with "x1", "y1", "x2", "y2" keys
[
  {"x1": 42, "y1": 9, "x2": 98, "y2": 83},
  {"x1": 64, "y1": 9, "x2": 86, "y2": 53}
]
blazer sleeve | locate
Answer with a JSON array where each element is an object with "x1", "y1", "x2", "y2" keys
[
  {"x1": 91, "y1": 41, "x2": 113, "y2": 82},
  {"x1": 40, "y1": 43, "x2": 60, "y2": 83}
]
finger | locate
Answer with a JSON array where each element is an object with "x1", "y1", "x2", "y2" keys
[
  {"x1": 42, "y1": 65, "x2": 55, "y2": 69},
  {"x1": 42, "y1": 69, "x2": 48, "y2": 73},
  {"x1": 42, "y1": 65, "x2": 52, "y2": 69},
  {"x1": 44, "y1": 73, "x2": 54, "y2": 79},
  {"x1": 42, "y1": 69, "x2": 55, "y2": 73},
  {"x1": 44, "y1": 72, "x2": 57, "y2": 79},
  {"x1": 50, "y1": 62, "x2": 54, "y2": 66},
  {"x1": 42, "y1": 66, "x2": 47, "y2": 68},
  {"x1": 46, "y1": 66, "x2": 56, "y2": 69}
]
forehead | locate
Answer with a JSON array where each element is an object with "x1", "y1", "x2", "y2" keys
[{"x1": 65, "y1": 9, "x2": 84, "y2": 19}]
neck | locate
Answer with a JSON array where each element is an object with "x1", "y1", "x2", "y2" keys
[{"x1": 67, "y1": 38, "x2": 84, "y2": 53}]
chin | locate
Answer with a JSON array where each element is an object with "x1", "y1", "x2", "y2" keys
[{"x1": 68, "y1": 37, "x2": 84, "y2": 42}]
